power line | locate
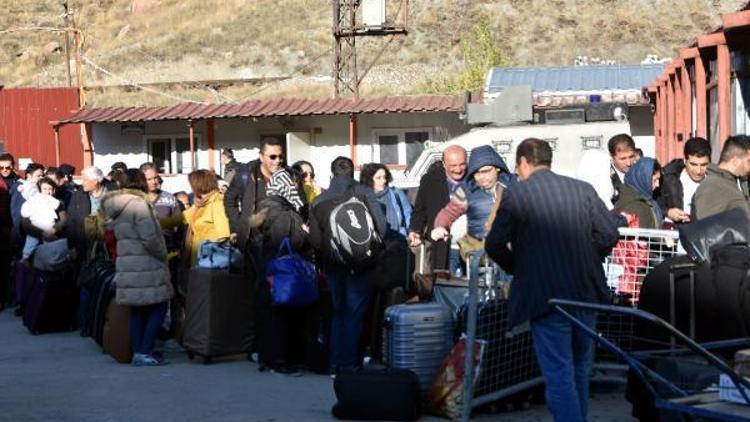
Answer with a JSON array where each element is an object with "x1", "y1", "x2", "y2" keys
[
  {"x1": 81, "y1": 55, "x2": 207, "y2": 104},
  {"x1": 234, "y1": 46, "x2": 334, "y2": 103}
]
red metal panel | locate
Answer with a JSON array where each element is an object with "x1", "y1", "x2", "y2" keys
[{"x1": 0, "y1": 88, "x2": 81, "y2": 172}]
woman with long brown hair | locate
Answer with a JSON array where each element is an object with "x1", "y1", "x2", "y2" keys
[{"x1": 161, "y1": 170, "x2": 231, "y2": 266}]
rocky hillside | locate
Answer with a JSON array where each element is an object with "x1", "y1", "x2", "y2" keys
[{"x1": 0, "y1": 0, "x2": 745, "y2": 106}]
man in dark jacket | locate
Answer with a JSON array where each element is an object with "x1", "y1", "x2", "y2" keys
[
  {"x1": 56, "y1": 163, "x2": 78, "y2": 209},
  {"x1": 221, "y1": 148, "x2": 242, "y2": 186},
  {"x1": 65, "y1": 166, "x2": 108, "y2": 259},
  {"x1": 485, "y1": 138, "x2": 619, "y2": 422},
  {"x1": 0, "y1": 153, "x2": 19, "y2": 309},
  {"x1": 657, "y1": 137, "x2": 711, "y2": 223},
  {"x1": 408, "y1": 144, "x2": 466, "y2": 273},
  {"x1": 224, "y1": 138, "x2": 283, "y2": 251},
  {"x1": 309, "y1": 156, "x2": 387, "y2": 372},
  {"x1": 608, "y1": 134, "x2": 637, "y2": 203}
]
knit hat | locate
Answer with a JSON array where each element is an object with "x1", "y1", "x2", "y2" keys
[
  {"x1": 267, "y1": 168, "x2": 304, "y2": 212},
  {"x1": 467, "y1": 145, "x2": 510, "y2": 179}
]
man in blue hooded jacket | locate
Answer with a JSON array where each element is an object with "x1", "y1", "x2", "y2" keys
[{"x1": 430, "y1": 145, "x2": 514, "y2": 279}]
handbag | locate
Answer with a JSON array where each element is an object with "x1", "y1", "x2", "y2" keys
[
  {"x1": 33, "y1": 238, "x2": 75, "y2": 272},
  {"x1": 266, "y1": 237, "x2": 319, "y2": 306},
  {"x1": 196, "y1": 238, "x2": 243, "y2": 271}
]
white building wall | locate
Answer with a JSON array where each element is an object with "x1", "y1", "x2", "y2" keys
[{"x1": 91, "y1": 111, "x2": 467, "y2": 193}]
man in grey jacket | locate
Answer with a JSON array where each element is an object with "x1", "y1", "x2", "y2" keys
[{"x1": 693, "y1": 135, "x2": 750, "y2": 220}]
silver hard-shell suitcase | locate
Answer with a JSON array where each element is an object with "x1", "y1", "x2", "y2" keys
[{"x1": 383, "y1": 302, "x2": 454, "y2": 394}]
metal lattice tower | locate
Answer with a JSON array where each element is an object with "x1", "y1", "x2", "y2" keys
[{"x1": 332, "y1": 0, "x2": 408, "y2": 98}]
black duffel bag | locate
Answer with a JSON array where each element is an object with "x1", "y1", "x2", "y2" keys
[
  {"x1": 332, "y1": 367, "x2": 421, "y2": 421},
  {"x1": 679, "y1": 207, "x2": 749, "y2": 264}
]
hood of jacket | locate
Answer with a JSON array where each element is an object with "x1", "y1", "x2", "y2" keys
[
  {"x1": 101, "y1": 189, "x2": 150, "y2": 220},
  {"x1": 467, "y1": 145, "x2": 510, "y2": 179}
]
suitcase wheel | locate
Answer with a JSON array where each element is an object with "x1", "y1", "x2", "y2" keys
[
  {"x1": 202, "y1": 357, "x2": 212, "y2": 365},
  {"x1": 187, "y1": 351, "x2": 195, "y2": 360}
]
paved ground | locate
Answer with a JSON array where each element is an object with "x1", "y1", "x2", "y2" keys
[{"x1": 0, "y1": 309, "x2": 634, "y2": 421}]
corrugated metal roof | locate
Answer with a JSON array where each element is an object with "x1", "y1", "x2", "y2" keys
[
  {"x1": 486, "y1": 65, "x2": 665, "y2": 93},
  {"x1": 56, "y1": 95, "x2": 464, "y2": 125}
]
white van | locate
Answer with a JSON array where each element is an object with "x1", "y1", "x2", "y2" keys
[{"x1": 395, "y1": 120, "x2": 646, "y2": 189}]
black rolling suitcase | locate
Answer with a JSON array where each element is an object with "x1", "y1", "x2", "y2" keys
[
  {"x1": 183, "y1": 268, "x2": 254, "y2": 363},
  {"x1": 92, "y1": 269, "x2": 117, "y2": 346},
  {"x1": 23, "y1": 269, "x2": 78, "y2": 334}
]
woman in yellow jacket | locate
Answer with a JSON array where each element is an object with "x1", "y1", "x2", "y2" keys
[{"x1": 162, "y1": 170, "x2": 230, "y2": 267}]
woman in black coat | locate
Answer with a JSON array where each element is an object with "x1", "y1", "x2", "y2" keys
[{"x1": 251, "y1": 168, "x2": 313, "y2": 374}]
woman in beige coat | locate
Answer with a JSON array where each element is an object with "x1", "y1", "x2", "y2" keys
[{"x1": 101, "y1": 169, "x2": 173, "y2": 366}]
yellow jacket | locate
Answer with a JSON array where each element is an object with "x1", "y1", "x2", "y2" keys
[{"x1": 162, "y1": 190, "x2": 230, "y2": 267}]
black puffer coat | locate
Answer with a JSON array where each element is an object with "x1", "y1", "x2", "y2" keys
[{"x1": 252, "y1": 195, "x2": 310, "y2": 264}]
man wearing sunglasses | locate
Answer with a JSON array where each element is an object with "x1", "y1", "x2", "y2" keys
[
  {"x1": 224, "y1": 137, "x2": 285, "y2": 251},
  {"x1": 0, "y1": 153, "x2": 19, "y2": 310}
]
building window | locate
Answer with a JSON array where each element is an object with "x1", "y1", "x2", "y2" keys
[
  {"x1": 372, "y1": 128, "x2": 432, "y2": 168},
  {"x1": 145, "y1": 135, "x2": 202, "y2": 174}
]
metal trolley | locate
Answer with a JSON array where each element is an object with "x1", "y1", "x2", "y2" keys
[{"x1": 551, "y1": 299, "x2": 750, "y2": 421}]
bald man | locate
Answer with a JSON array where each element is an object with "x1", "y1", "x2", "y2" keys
[{"x1": 408, "y1": 144, "x2": 467, "y2": 274}]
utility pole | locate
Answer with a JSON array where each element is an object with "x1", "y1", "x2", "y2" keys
[
  {"x1": 71, "y1": 10, "x2": 85, "y2": 106},
  {"x1": 61, "y1": 0, "x2": 72, "y2": 87},
  {"x1": 332, "y1": 0, "x2": 408, "y2": 99}
]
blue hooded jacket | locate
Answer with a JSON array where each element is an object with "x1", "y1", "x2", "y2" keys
[
  {"x1": 465, "y1": 145, "x2": 514, "y2": 239},
  {"x1": 623, "y1": 157, "x2": 664, "y2": 223}
]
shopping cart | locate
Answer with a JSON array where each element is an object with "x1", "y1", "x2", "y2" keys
[
  {"x1": 598, "y1": 228, "x2": 683, "y2": 372},
  {"x1": 551, "y1": 298, "x2": 750, "y2": 421}
]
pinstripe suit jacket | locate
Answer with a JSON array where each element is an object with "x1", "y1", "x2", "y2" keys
[{"x1": 485, "y1": 169, "x2": 620, "y2": 326}]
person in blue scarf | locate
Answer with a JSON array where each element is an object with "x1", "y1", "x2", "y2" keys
[
  {"x1": 615, "y1": 157, "x2": 664, "y2": 229},
  {"x1": 360, "y1": 163, "x2": 412, "y2": 240}
]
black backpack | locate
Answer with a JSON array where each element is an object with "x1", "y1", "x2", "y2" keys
[{"x1": 325, "y1": 187, "x2": 382, "y2": 271}]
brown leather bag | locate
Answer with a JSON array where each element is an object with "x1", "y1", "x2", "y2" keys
[{"x1": 102, "y1": 302, "x2": 133, "y2": 364}]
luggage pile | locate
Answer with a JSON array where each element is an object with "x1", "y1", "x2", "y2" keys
[{"x1": 332, "y1": 253, "x2": 542, "y2": 421}]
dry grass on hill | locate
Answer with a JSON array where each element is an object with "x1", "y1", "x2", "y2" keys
[{"x1": 0, "y1": 0, "x2": 745, "y2": 107}]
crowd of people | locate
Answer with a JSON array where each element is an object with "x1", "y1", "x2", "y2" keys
[{"x1": 2, "y1": 131, "x2": 750, "y2": 420}]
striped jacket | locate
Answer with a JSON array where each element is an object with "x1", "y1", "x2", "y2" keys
[{"x1": 485, "y1": 169, "x2": 620, "y2": 326}]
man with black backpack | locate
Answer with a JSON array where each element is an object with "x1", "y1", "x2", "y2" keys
[{"x1": 309, "y1": 156, "x2": 387, "y2": 374}]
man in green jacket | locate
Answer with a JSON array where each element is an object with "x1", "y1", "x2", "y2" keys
[{"x1": 693, "y1": 135, "x2": 750, "y2": 220}]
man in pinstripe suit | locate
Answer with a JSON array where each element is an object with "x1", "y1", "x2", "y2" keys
[{"x1": 485, "y1": 138, "x2": 620, "y2": 422}]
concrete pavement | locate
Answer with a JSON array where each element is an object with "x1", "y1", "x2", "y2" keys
[{"x1": 0, "y1": 309, "x2": 633, "y2": 421}]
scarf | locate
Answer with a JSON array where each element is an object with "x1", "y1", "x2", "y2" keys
[
  {"x1": 266, "y1": 169, "x2": 304, "y2": 212},
  {"x1": 624, "y1": 157, "x2": 664, "y2": 223},
  {"x1": 376, "y1": 187, "x2": 402, "y2": 236}
]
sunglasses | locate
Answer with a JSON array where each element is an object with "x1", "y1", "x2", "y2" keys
[
  {"x1": 265, "y1": 153, "x2": 284, "y2": 161},
  {"x1": 0, "y1": 166, "x2": 12, "y2": 171},
  {"x1": 302, "y1": 171, "x2": 315, "y2": 180}
]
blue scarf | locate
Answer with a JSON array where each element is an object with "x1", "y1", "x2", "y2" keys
[
  {"x1": 376, "y1": 187, "x2": 404, "y2": 239},
  {"x1": 624, "y1": 157, "x2": 663, "y2": 223}
]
